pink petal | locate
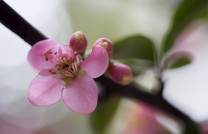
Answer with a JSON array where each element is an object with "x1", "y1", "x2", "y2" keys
[
  {"x1": 28, "y1": 75, "x2": 63, "y2": 106},
  {"x1": 94, "y1": 38, "x2": 113, "y2": 57},
  {"x1": 27, "y1": 39, "x2": 59, "y2": 72},
  {"x1": 38, "y1": 69, "x2": 52, "y2": 76},
  {"x1": 62, "y1": 74, "x2": 98, "y2": 114},
  {"x1": 80, "y1": 46, "x2": 109, "y2": 78},
  {"x1": 59, "y1": 45, "x2": 75, "y2": 59}
]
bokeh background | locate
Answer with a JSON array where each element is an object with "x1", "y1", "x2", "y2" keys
[{"x1": 0, "y1": 0, "x2": 208, "y2": 134}]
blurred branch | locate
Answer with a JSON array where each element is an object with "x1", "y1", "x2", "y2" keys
[
  {"x1": 0, "y1": 1, "x2": 198, "y2": 133},
  {"x1": 0, "y1": 0, "x2": 46, "y2": 45},
  {"x1": 96, "y1": 76, "x2": 197, "y2": 134}
]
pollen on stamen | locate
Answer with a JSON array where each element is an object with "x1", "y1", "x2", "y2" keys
[
  {"x1": 54, "y1": 52, "x2": 57, "y2": 55},
  {"x1": 50, "y1": 54, "x2": 83, "y2": 79},
  {"x1": 48, "y1": 69, "x2": 52, "y2": 72},
  {"x1": 48, "y1": 52, "x2": 52, "y2": 54},
  {"x1": 42, "y1": 55, "x2": 49, "y2": 61}
]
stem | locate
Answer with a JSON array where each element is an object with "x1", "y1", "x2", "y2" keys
[{"x1": 0, "y1": 1, "x2": 198, "y2": 133}]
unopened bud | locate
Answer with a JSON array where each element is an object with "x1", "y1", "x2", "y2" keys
[
  {"x1": 94, "y1": 38, "x2": 113, "y2": 57},
  {"x1": 69, "y1": 31, "x2": 88, "y2": 54},
  {"x1": 108, "y1": 62, "x2": 133, "y2": 85}
]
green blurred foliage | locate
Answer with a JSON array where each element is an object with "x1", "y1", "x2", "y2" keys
[
  {"x1": 90, "y1": 95, "x2": 120, "y2": 134},
  {"x1": 119, "y1": 58, "x2": 154, "y2": 76},
  {"x1": 113, "y1": 35, "x2": 156, "y2": 62},
  {"x1": 161, "y1": 0, "x2": 208, "y2": 56},
  {"x1": 169, "y1": 57, "x2": 191, "y2": 69}
]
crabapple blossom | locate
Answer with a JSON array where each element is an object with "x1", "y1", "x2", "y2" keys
[{"x1": 27, "y1": 36, "x2": 109, "y2": 114}]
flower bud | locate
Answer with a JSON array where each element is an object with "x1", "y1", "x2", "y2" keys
[
  {"x1": 69, "y1": 31, "x2": 88, "y2": 54},
  {"x1": 94, "y1": 38, "x2": 113, "y2": 57},
  {"x1": 108, "y1": 62, "x2": 133, "y2": 85}
]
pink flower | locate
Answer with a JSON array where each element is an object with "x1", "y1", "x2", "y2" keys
[{"x1": 27, "y1": 38, "x2": 109, "y2": 114}]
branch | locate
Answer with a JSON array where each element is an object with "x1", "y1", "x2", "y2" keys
[
  {"x1": 0, "y1": 0, "x2": 47, "y2": 45},
  {"x1": 96, "y1": 76, "x2": 198, "y2": 134},
  {"x1": 0, "y1": 1, "x2": 198, "y2": 133}
]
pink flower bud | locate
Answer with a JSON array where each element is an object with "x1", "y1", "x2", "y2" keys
[
  {"x1": 69, "y1": 31, "x2": 88, "y2": 54},
  {"x1": 94, "y1": 38, "x2": 113, "y2": 57},
  {"x1": 108, "y1": 62, "x2": 133, "y2": 85}
]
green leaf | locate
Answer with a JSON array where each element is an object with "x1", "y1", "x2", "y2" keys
[
  {"x1": 118, "y1": 58, "x2": 154, "y2": 76},
  {"x1": 161, "y1": 0, "x2": 208, "y2": 56},
  {"x1": 170, "y1": 57, "x2": 191, "y2": 69},
  {"x1": 162, "y1": 51, "x2": 193, "y2": 69},
  {"x1": 90, "y1": 95, "x2": 120, "y2": 134},
  {"x1": 113, "y1": 35, "x2": 156, "y2": 62}
]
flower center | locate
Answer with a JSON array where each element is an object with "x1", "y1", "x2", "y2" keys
[{"x1": 49, "y1": 54, "x2": 83, "y2": 82}]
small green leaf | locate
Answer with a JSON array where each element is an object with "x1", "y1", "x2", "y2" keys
[
  {"x1": 118, "y1": 58, "x2": 154, "y2": 76},
  {"x1": 161, "y1": 0, "x2": 208, "y2": 56},
  {"x1": 162, "y1": 51, "x2": 193, "y2": 69},
  {"x1": 170, "y1": 57, "x2": 191, "y2": 69},
  {"x1": 90, "y1": 95, "x2": 120, "y2": 134},
  {"x1": 113, "y1": 35, "x2": 156, "y2": 62}
]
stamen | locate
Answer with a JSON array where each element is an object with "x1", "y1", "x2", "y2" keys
[{"x1": 50, "y1": 53, "x2": 83, "y2": 81}]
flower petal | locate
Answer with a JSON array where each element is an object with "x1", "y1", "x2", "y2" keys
[
  {"x1": 94, "y1": 38, "x2": 113, "y2": 57},
  {"x1": 59, "y1": 45, "x2": 75, "y2": 59},
  {"x1": 27, "y1": 39, "x2": 59, "y2": 72},
  {"x1": 80, "y1": 46, "x2": 109, "y2": 78},
  {"x1": 62, "y1": 74, "x2": 98, "y2": 114},
  {"x1": 28, "y1": 75, "x2": 63, "y2": 106},
  {"x1": 38, "y1": 69, "x2": 52, "y2": 76}
]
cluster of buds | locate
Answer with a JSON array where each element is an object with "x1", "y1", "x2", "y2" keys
[
  {"x1": 70, "y1": 31, "x2": 133, "y2": 85},
  {"x1": 93, "y1": 37, "x2": 133, "y2": 85}
]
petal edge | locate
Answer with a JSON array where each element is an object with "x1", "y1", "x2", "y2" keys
[
  {"x1": 28, "y1": 75, "x2": 63, "y2": 106},
  {"x1": 80, "y1": 46, "x2": 109, "y2": 78},
  {"x1": 62, "y1": 74, "x2": 98, "y2": 114}
]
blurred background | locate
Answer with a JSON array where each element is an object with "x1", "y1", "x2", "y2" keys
[{"x1": 0, "y1": 0, "x2": 208, "y2": 134}]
